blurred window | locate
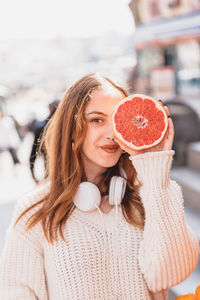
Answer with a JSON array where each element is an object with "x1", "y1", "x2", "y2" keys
[
  {"x1": 150, "y1": 0, "x2": 161, "y2": 18},
  {"x1": 137, "y1": 47, "x2": 164, "y2": 76},
  {"x1": 176, "y1": 40, "x2": 200, "y2": 97}
]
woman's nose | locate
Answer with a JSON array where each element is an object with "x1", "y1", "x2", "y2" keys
[{"x1": 105, "y1": 122, "x2": 115, "y2": 140}]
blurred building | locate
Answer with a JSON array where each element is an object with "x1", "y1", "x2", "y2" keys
[{"x1": 128, "y1": 0, "x2": 200, "y2": 110}]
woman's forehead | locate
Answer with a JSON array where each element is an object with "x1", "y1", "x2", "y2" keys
[{"x1": 85, "y1": 88, "x2": 124, "y2": 113}]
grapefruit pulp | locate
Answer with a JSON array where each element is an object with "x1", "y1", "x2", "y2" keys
[{"x1": 112, "y1": 94, "x2": 168, "y2": 150}]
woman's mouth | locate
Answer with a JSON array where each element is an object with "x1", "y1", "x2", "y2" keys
[{"x1": 100, "y1": 145, "x2": 119, "y2": 153}]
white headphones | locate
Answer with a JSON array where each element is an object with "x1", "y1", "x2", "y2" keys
[{"x1": 73, "y1": 176, "x2": 127, "y2": 212}]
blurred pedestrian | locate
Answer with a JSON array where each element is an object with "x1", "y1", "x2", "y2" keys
[
  {"x1": 0, "y1": 110, "x2": 20, "y2": 167},
  {"x1": 10, "y1": 114, "x2": 24, "y2": 141},
  {"x1": 29, "y1": 100, "x2": 59, "y2": 182}
]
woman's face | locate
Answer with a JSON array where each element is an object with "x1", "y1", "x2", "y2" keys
[{"x1": 81, "y1": 87, "x2": 125, "y2": 175}]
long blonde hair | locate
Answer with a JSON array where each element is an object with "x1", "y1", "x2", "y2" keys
[{"x1": 15, "y1": 73, "x2": 145, "y2": 243}]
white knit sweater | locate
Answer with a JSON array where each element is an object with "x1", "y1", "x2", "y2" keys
[{"x1": 0, "y1": 150, "x2": 199, "y2": 300}]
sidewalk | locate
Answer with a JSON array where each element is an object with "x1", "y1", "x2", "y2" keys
[
  {"x1": 0, "y1": 162, "x2": 36, "y2": 254},
  {"x1": 0, "y1": 132, "x2": 37, "y2": 204},
  {"x1": 0, "y1": 133, "x2": 37, "y2": 254}
]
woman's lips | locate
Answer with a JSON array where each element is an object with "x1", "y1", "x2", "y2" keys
[{"x1": 100, "y1": 145, "x2": 119, "y2": 153}]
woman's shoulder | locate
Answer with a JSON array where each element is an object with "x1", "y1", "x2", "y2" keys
[
  {"x1": 16, "y1": 182, "x2": 50, "y2": 214},
  {"x1": 5, "y1": 182, "x2": 51, "y2": 253},
  {"x1": 10, "y1": 181, "x2": 50, "y2": 230},
  {"x1": 19, "y1": 181, "x2": 50, "y2": 208}
]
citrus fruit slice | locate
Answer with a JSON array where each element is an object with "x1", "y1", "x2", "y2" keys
[
  {"x1": 196, "y1": 284, "x2": 200, "y2": 300},
  {"x1": 112, "y1": 94, "x2": 168, "y2": 150},
  {"x1": 176, "y1": 294, "x2": 196, "y2": 300}
]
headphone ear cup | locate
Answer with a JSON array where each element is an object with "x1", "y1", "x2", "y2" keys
[
  {"x1": 74, "y1": 182, "x2": 101, "y2": 212},
  {"x1": 109, "y1": 176, "x2": 127, "y2": 206}
]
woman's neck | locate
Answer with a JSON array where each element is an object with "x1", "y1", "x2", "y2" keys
[
  {"x1": 84, "y1": 167, "x2": 107, "y2": 186},
  {"x1": 86, "y1": 173, "x2": 104, "y2": 187}
]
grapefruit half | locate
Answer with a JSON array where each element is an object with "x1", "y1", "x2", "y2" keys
[{"x1": 112, "y1": 94, "x2": 168, "y2": 150}]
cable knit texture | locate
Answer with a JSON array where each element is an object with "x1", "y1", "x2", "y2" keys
[{"x1": 0, "y1": 150, "x2": 199, "y2": 300}]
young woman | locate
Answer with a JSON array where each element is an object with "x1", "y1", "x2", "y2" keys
[{"x1": 0, "y1": 73, "x2": 199, "y2": 300}]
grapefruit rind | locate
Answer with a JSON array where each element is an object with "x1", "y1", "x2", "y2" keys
[{"x1": 112, "y1": 94, "x2": 168, "y2": 150}]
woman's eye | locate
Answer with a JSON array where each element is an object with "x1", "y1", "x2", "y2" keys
[{"x1": 91, "y1": 118, "x2": 103, "y2": 123}]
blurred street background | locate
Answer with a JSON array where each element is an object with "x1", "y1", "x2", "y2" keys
[{"x1": 0, "y1": 0, "x2": 200, "y2": 299}]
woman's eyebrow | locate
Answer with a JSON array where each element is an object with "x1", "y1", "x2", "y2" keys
[{"x1": 85, "y1": 111, "x2": 107, "y2": 116}]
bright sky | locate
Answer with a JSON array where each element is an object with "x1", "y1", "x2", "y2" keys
[{"x1": 0, "y1": 0, "x2": 135, "y2": 40}]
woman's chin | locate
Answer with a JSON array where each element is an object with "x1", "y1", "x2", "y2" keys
[{"x1": 99, "y1": 157, "x2": 120, "y2": 168}]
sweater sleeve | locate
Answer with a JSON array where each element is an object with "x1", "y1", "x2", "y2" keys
[
  {"x1": 129, "y1": 150, "x2": 199, "y2": 293},
  {"x1": 0, "y1": 185, "x2": 49, "y2": 300}
]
